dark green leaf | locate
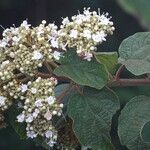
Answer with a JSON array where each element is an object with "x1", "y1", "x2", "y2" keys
[
  {"x1": 67, "y1": 88, "x2": 120, "y2": 149},
  {"x1": 118, "y1": 95, "x2": 150, "y2": 150},
  {"x1": 141, "y1": 121, "x2": 150, "y2": 143},
  {"x1": 54, "y1": 50, "x2": 109, "y2": 90}
]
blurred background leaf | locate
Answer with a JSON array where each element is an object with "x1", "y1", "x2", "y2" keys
[{"x1": 117, "y1": 0, "x2": 150, "y2": 30}]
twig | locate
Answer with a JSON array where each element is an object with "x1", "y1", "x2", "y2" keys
[
  {"x1": 109, "y1": 79, "x2": 150, "y2": 87},
  {"x1": 115, "y1": 65, "x2": 125, "y2": 80},
  {"x1": 36, "y1": 72, "x2": 52, "y2": 78},
  {"x1": 49, "y1": 61, "x2": 59, "y2": 68}
]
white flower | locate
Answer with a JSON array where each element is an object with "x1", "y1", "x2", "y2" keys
[
  {"x1": 47, "y1": 140, "x2": 56, "y2": 147},
  {"x1": 92, "y1": 31, "x2": 106, "y2": 43},
  {"x1": 62, "y1": 17, "x2": 70, "y2": 26},
  {"x1": 52, "y1": 51, "x2": 61, "y2": 60},
  {"x1": 84, "y1": 52, "x2": 93, "y2": 61},
  {"x1": 42, "y1": 20, "x2": 46, "y2": 24},
  {"x1": 51, "y1": 38, "x2": 59, "y2": 48},
  {"x1": 12, "y1": 36, "x2": 20, "y2": 43},
  {"x1": 100, "y1": 15, "x2": 110, "y2": 25},
  {"x1": 32, "y1": 51, "x2": 43, "y2": 60},
  {"x1": 69, "y1": 29, "x2": 78, "y2": 38},
  {"x1": 32, "y1": 111, "x2": 38, "y2": 118},
  {"x1": 35, "y1": 99, "x2": 43, "y2": 107},
  {"x1": 74, "y1": 14, "x2": 84, "y2": 24},
  {"x1": 32, "y1": 109, "x2": 39, "y2": 118},
  {"x1": 25, "y1": 114, "x2": 33, "y2": 123},
  {"x1": 44, "y1": 110, "x2": 52, "y2": 120},
  {"x1": 45, "y1": 130, "x2": 53, "y2": 138},
  {"x1": 21, "y1": 20, "x2": 31, "y2": 29},
  {"x1": 0, "y1": 96, "x2": 6, "y2": 106},
  {"x1": 21, "y1": 84, "x2": 28, "y2": 93},
  {"x1": 0, "y1": 41, "x2": 7, "y2": 48},
  {"x1": 31, "y1": 88, "x2": 37, "y2": 94},
  {"x1": 46, "y1": 96, "x2": 55, "y2": 105},
  {"x1": 83, "y1": 29, "x2": 91, "y2": 39},
  {"x1": 27, "y1": 131, "x2": 37, "y2": 139},
  {"x1": 1, "y1": 60, "x2": 10, "y2": 68},
  {"x1": 17, "y1": 114, "x2": 25, "y2": 122}
]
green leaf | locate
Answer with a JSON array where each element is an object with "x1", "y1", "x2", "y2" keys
[
  {"x1": 94, "y1": 52, "x2": 118, "y2": 74},
  {"x1": 117, "y1": 0, "x2": 150, "y2": 29},
  {"x1": 54, "y1": 50, "x2": 109, "y2": 90},
  {"x1": 6, "y1": 104, "x2": 26, "y2": 140},
  {"x1": 118, "y1": 95, "x2": 150, "y2": 150},
  {"x1": 119, "y1": 32, "x2": 150, "y2": 75},
  {"x1": 67, "y1": 88, "x2": 120, "y2": 149}
]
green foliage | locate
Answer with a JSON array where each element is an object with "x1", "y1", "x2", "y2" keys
[
  {"x1": 118, "y1": 96, "x2": 150, "y2": 150},
  {"x1": 117, "y1": 0, "x2": 150, "y2": 29},
  {"x1": 54, "y1": 50, "x2": 109, "y2": 90},
  {"x1": 67, "y1": 88, "x2": 119, "y2": 149},
  {"x1": 94, "y1": 52, "x2": 118, "y2": 74},
  {"x1": 119, "y1": 32, "x2": 150, "y2": 75}
]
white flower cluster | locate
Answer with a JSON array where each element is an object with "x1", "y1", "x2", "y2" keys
[
  {"x1": 17, "y1": 77, "x2": 63, "y2": 147},
  {"x1": 0, "y1": 60, "x2": 15, "y2": 83},
  {"x1": 0, "y1": 20, "x2": 63, "y2": 76},
  {"x1": 59, "y1": 8, "x2": 115, "y2": 61}
]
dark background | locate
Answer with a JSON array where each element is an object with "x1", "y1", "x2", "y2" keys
[{"x1": 0, "y1": 0, "x2": 145, "y2": 149}]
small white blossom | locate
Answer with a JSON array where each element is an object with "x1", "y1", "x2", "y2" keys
[
  {"x1": 1, "y1": 60, "x2": 10, "y2": 68},
  {"x1": 51, "y1": 38, "x2": 59, "y2": 48},
  {"x1": 12, "y1": 36, "x2": 20, "y2": 43},
  {"x1": 84, "y1": 52, "x2": 93, "y2": 61},
  {"x1": 35, "y1": 99, "x2": 43, "y2": 107},
  {"x1": 69, "y1": 29, "x2": 78, "y2": 38},
  {"x1": 92, "y1": 31, "x2": 106, "y2": 43},
  {"x1": 26, "y1": 114, "x2": 33, "y2": 123},
  {"x1": 100, "y1": 14, "x2": 110, "y2": 25},
  {"x1": 21, "y1": 20, "x2": 31, "y2": 29},
  {"x1": 45, "y1": 130, "x2": 53, "y2": 138},
  {"x1": 83, "y1": 29, "x2": 91, "y2": 39},
  {"x1": 47, "y1": 140, "x2": 56, "y2": 147},
  {"x1": 0, "y1": 41, "x2": 7, "y2": 48},
  {"x1": 31, "y1": 88, "x2": 37, "y2": 94},
  {"x1": 21, "y1": 84, "x2": 28, "y2": 93},
  {"x1": 17, "y1": 114, "x2": 25, "y2": 122},
  {"x1": 0, "y1": 96, "x2": 6, "y2": 106},
  {"x1": 27, "y1": 131, "x2": 37, "y2": 139},
  {"x1": 62, "y1": 17, "x2": 70, "y2": 26},
  {"x1": 44, "y1": 110, "x2": 52, "y2": 120},
  {"x1": 52, "y1": 51, "x2": 61, "y2": 60},
  {"x1": 46, "y1": 96, "x2": 55, "y2": 105},
  {"x1": 32, "y1": 51, "x2": 43, "y2": 60},
  {"x1": 74, "y1": 14, "x2": 84, "y2": 24}
]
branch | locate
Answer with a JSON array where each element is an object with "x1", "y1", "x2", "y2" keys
[
  {"x1": 109, "y1": 79, "x2": 150, "y2": 87},
  {"x1": 115, "y1": 65, "x2": 125, "y2": 80}
]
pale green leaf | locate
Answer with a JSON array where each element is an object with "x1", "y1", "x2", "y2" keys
[
  {"x1": 119, "y1": 32, "x2": 150, "y2": 75},
  {"x1": 94, "y1": 52, "x2": 118, "y2": 74}
]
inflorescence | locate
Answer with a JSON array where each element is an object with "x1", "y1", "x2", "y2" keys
[
  {"x1": 59, "y1": 8, "x2": 114, "y2": 61},
  {"x1": 0, "y1": 8, "x2": 114, "y2": 147}
]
